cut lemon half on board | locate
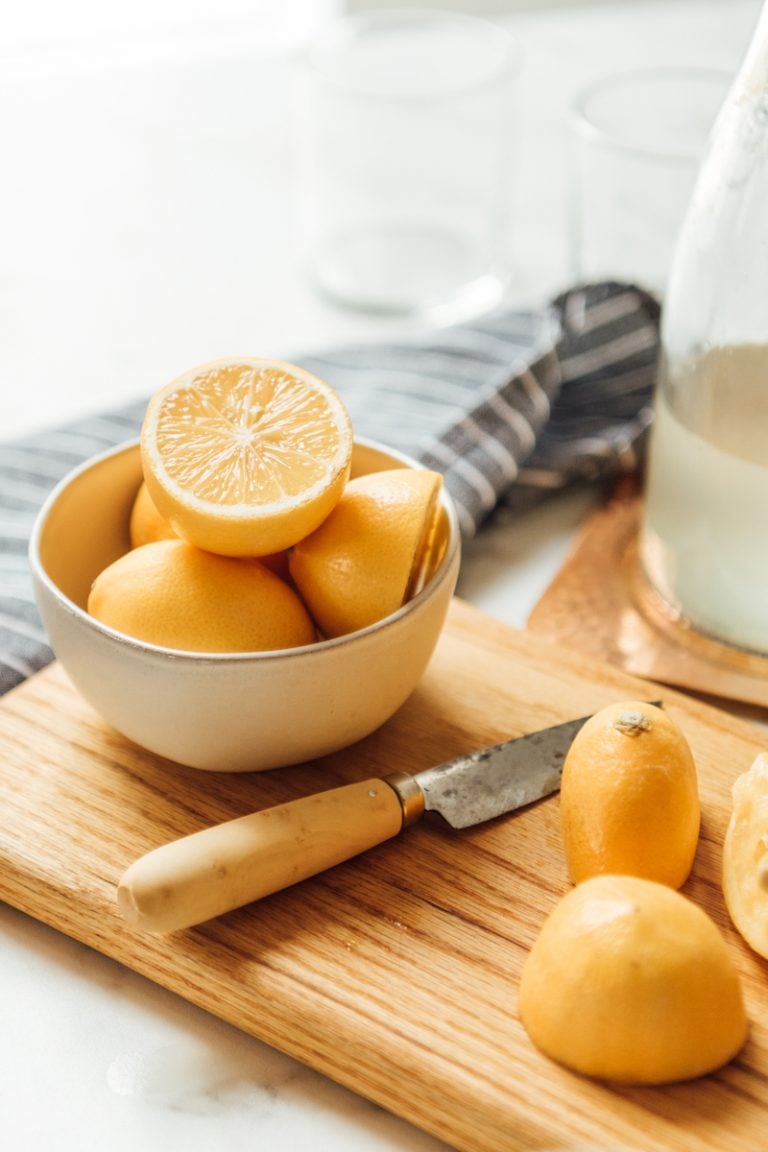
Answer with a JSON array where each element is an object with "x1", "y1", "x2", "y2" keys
[
  {"x1": 722, "y1": 752, "x2": 768, "y2": 959},
  {"x1": 140, "y1": 358, "x2": 353, "y2": 557},
  {"x1": 519, "y1": 875, "x2": 747, "y2": 1084}
]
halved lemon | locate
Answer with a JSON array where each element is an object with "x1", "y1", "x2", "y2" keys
[
  {"x1": 519, "y1": 875, "x2": 747, "y2": 1084},
  {"x1": 140, "y1": 358, "x2": 353, "y2": 557},
  {"x1": 722, "y1": 752, "x2": 768, "y2": 959},
  {"x1": 289, "y1": 468, "x2": 443, "y2": 638}
]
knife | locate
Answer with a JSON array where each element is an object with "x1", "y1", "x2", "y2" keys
[{"x1": 117, "y1": 709, "x2": 602, "y2": 934}]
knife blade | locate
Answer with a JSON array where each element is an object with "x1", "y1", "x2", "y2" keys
[{"x1": 116, "y1": 708, "x2": 618, "y2": 934}]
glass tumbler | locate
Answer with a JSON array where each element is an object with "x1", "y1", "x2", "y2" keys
[
  {"x1": 570, "y1": 68, "x2": 730, "y2": 297},
  {"x1": 295, "y1": 8, "x2": 523, "y2": 321}
]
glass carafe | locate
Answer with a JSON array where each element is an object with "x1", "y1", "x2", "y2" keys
[{"x1": 640, "y1": 1, "x2": 768, "y2": 655}]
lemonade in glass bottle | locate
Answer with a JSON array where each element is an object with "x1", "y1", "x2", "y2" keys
[{"x1": 641, "y1": 1, "x2": 768, "y2": 654}]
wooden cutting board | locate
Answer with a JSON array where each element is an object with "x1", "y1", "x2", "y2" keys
[{"x1": 1, "y1": 597, "x2": 768, "y2": 1152}]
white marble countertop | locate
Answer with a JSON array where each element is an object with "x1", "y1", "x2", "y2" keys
[{"x1": 0, "y1": 1, "x2": 762, "y2": 1148}]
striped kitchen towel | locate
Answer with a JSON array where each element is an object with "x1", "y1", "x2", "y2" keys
[{"x1": 0, "y1": 280, "x2": 660, "y2": 696}]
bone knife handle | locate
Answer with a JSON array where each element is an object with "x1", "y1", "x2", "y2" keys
[{"x1": 117, "y1": 775, "x2": 421, "y2": 934}]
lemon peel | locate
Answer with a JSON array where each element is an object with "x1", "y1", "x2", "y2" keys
[
  {"x1": 519, "y1": 874, "x2": 748, "y2": 1084},
  {"x1": 288, "y1": 468, "x2": 443, "y2": 638},
  {"x1": 88, "y1": 539, "x2": 316, "y2": 653},
  {"x1": 559, "y1": 700, "x2": 700, "y2": 888}
]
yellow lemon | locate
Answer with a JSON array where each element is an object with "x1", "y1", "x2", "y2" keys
[
  {"x1": 88, "y1": 539, "x2": 316, "y2": 653},
  {"x1": 128, "y1": 481, "x2": 290, "y2": 575},
  {"x1": 519, "y1": 874, "x2": 748, "y2": 1084},
  {"x1": 722, "y1": 752, "x2": 768, "y2": 958},
  {"x1": 559, "y1": 701, "x2": 700, "y2": 888},
  {"x1": 129, "y1": 481, "x2": 178, "y2": 548},
  {"x1": 140, "y1": 358, "x2": 353, "y2": 557},
  {"x1": 288, "y1": 468, "x2": 443, "y2": 638}
]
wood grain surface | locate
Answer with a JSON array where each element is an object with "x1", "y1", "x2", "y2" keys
[{"x1": 2, "y1": 597, "x2": 768, "y2": 1152}]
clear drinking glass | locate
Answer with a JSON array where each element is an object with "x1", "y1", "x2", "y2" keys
[
  {"x1": 570, "y1": 68, "x2": 730, "y2": 297},
  {"x1": 640, "y1": 3, "x2": 768, "y2": 655},
  {"x1": 295, "y1": 8, "x2": 523, "y2": 321}
]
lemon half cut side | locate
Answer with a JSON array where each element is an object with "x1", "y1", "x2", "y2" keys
[
  {"x1": 141, "y1": 358, "x2": 354, "y2": 557},
  {"x1": 723, "y1": 752, "x2": 768, "y2": 959}
]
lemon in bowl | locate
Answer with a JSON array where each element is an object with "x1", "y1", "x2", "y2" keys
[{"x1": 29, "y1": 360, "x2": 460, "y2": 772}]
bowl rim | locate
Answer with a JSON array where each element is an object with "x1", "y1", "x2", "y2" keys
[{"x1": 29, "y1": 435, "x2": 461, "y2": 665}]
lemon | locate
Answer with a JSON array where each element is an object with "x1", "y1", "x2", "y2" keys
[
  {"x1": 559, "y1": 701, "x2": 700, "y2": 888},
  {"x1": 519, "y1": 875, "x2": 748, "y2": 1084},
  {"x1": 140, "y1": 358, "x2": 353, "y2": 557},
  {"x1": 129, "y1": 481, "x2": 291, "y2": 577},
  {"x1": 129, "y1": 481, "x2": 178, "y2": 548},
  {"x1": 288, "y1": 468, "x2": 443, "y2": 638},
  {"x1": 88, "y1": 539, "x2": 316, "y2": 653},
  {"x1": 722, "y1": 752, "x2": 768, "y2": 958}
]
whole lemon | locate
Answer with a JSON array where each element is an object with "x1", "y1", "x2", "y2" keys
[
  {"x1": 519, "y1": 874, "x2": 747, "y2": 1084},
  {"x1": 128, "y1": 481, "x2": 291, "y2": 575},
  {"x1": 129, "y1": 481, "x2": 178, "y2": 548},
  {"x1": 88, "y1": 539, "x2": 315, "y2": 653},
  {"x1": 560, "y1": 701, "x2": 700, "y2": 888}
]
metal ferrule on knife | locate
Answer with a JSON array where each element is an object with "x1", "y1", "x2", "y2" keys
[{"x1": 383, "y1": 771, "x2": 427, "y2": 827}]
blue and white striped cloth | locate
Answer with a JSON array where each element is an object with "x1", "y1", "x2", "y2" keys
[{"x1": 0, "y1": 281, "x2": 660, "y2": 697}]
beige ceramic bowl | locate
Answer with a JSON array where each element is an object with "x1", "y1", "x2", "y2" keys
[{"x1": 30, "y1": 438, "x2": 460, "y2": 772}]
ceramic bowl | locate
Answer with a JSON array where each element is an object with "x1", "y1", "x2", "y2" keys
[{"x1": 29, "y1": 438, "x2": 461, "y2": 772}]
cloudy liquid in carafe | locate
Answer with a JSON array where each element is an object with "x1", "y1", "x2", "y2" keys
[{"x1": 641, "y1": 344, "x2": 768, "y2": 654}]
